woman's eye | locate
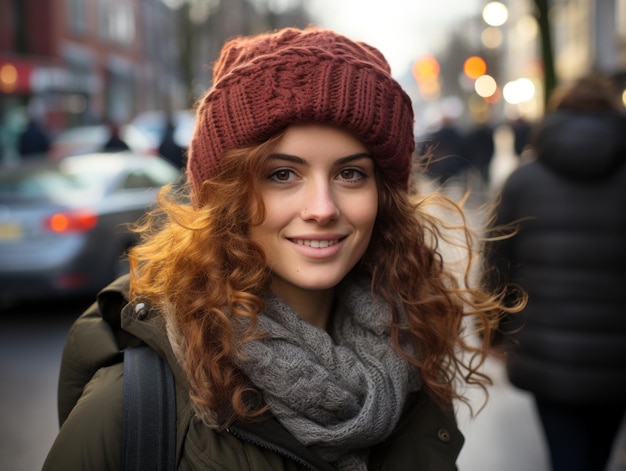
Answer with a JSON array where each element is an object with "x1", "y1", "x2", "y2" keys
[
  {"x1": 338, "y1": 168, "x2": 366, "y2": 182},
  {"x1": 269, "y1": 168, "x2": 296, "y2": 182}
]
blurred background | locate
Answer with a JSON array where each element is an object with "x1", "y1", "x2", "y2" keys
[
  {"x1": 1, "y1": 0, "x2": 625, "y2": 470},
  {"x1": 1, "y1": 0, "x2": 625, "y2": 163}
]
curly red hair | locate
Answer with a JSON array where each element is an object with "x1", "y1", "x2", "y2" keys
[{"x1": 129, "y1": 131, "x2": 520, "y2": 425}]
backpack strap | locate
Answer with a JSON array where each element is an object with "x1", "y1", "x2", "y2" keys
[{"x1": 122, "y1": 346, "x2": 176, "y2": 471}]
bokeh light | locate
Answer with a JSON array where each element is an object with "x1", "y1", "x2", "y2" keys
[
  {"x1": 516, "y1": 14, "x2": 538, "y2": 40},
  {"x1": 483, "y1": 2, "x2": 509, "y2": 27},
  {"x1": 503, "y1": 78, "x2": 536, "y2": 104},
  {"x1": 0, "y1": 64, "x2": 18, "y2": 93},
  {"x1": 412, "y1": 55, "x2": 440, "y2": 81},
  {"x1": 412, "y1": 55, "x2": 441, "y2": 100},
  {"x1": 468, "y1": 94, "x2": 489, "y2": 115},
  {"x1": 481, "y1": 26, "x2": 503, "y2": 48},
  {"x1": 475, "y1": 74, "x2": 498, "y2": 97},
  {"x1": 463, "y1": 56, "x2": 487, "y2": 79}
]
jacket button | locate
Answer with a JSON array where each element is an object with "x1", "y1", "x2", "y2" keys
[
  {"x1": 135, "y1": 303, "x2": 147, "y2": 320},
  {"x1": 437, "y1": 428, "x2": 451, "y2": 443}
]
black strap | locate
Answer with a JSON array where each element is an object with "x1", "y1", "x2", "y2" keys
[{"x1": 122, "y1": 346, "x2": 176, "y2": 471}]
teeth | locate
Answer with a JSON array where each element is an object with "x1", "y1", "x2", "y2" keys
[{"x1": 295, "y1": 239, "x2": 339, "y2": 248}]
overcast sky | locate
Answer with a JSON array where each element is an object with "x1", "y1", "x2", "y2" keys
[{"x1": 304, "y1": 0, "x2": 483, "y2": 77}]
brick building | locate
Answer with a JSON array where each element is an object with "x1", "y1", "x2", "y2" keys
[{"x1": 0, "y1": 0, "x2": 184, "y2": 160}]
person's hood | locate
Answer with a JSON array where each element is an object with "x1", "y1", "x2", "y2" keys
[{"x1": 535, "y1": 110, "x2": 625, "y2": 180}]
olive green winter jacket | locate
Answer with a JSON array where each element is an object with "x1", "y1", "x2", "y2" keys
[{"x1": 42, "y1": 275, "x2": 464, "y2": 471}]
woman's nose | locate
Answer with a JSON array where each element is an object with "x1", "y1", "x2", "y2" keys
[{"x1": 300, "y1": 180, "x2": 340, "y2": 225}]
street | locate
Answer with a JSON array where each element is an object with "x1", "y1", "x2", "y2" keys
[
  {"x1": 0, "y1": 298, "x2": 82, "y2": 471},
  {"x1": 456, "y1": 356, "x2": 550, "y2": 470}
]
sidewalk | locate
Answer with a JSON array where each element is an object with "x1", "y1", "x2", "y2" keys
[
  {"x1": 456, "y1": 356, "x2": 550, "y2": 471},
  {"x1": 439, "y1": 124, "x2": 551, "y2": 470}
]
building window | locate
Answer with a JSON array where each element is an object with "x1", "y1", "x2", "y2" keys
[
  {"x1": 65, "y1": 0, "x2": 87, "y2": 35},
  {"x1": 98, "y1": 0, "x2": 136, "y2": 45},
  {"x1": 618, "y1": 0, "x2": 626, "y2": 39}
]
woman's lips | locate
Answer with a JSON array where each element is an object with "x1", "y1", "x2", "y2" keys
[
  {"x1": 287, "y1": 235, "x2": 347, "y2": 258},
  {"x1": 292, "y1": 238, "x2": 340, "y2": 248}
]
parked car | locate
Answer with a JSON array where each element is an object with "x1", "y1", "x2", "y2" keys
[
  {"x1": 0, "y1": 152, "x2": 180, "y2": 304},
  {"x1": 49, "y1": 123, "x2": 156, "y2": 159}
]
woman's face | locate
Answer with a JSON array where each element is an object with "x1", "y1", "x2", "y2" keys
[{"x1": 250, "y1": 123, "x2": 378, "y2": 301}]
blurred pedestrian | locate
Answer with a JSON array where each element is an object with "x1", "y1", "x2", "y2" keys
[
  {"x1": 484, "y1": 72, "x2": 626, "y2": 471},
  {"x1": 421, "y1": 114, "x2": 468, "y2": 186},
  {"x1": 17, "y1": 116, "x2": 51, "y2": 158},
  {"x1": 510, "y1": 116, "x2": 533, "y2": 159},
  {"x1": 44, "y1": 27, "x2": 518, "y2": 471},
  {"x1": 158, "y1": 114, "x2": 185, "y2": 169},
  {"x1": 101, "y1": 121, "x2": 130, "y2": 152},
  {"x1": 463, "y1": 113, "x2": 495, "y2": 188}
]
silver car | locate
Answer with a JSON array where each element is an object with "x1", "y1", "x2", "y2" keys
[{"x1": 0, "y1": 152, "x2": 180, "y2": 304}]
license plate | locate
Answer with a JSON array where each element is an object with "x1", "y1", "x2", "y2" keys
[{"x1": 0, "y1": 223, "x2": 23, "y2": 240}]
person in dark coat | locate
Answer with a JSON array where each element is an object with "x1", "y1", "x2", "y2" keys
[
  {"x1": 510, "y1": 116, "x2": 532, "y2": 158},
  {"x1": 463, "y1": 118, "x2": 495, "y2": 187},
  {"x1": 421, "y1": 115, "x2": 468, "y2": 185},
  {"x1": 484, "y1": 72, "x2": 626, "y2": 471},
  {"x1": 101, "y1": 121, "x2": 130, "y2": 152},
  {"x1": 158, "y1": 116, "x2": 185, "y2": 169},
  {"x1": 17, "y1": 117, "x2": 51, "y2": 157}
]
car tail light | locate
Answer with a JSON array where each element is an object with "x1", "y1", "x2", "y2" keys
[
  {"x1": 44, "y1": 210, "x2": 98, "y2": 233},
  {"x1": 55, "y1": 272, "x2": 90, "y2": 288}
]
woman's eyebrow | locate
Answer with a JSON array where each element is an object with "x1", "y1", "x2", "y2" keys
[
  {"x1": 335, "y1": 153, "x2": 372, "y2": 165},
  {"x1": 268, "y1": 152, "x2": 372, "y2": 165},
  {"x1": 268, "y1": 153, "x2": 307, "y2": 165}
]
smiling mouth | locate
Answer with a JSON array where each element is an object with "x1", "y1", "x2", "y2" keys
[{"x1": 291, "y1": 239, "x2": 340, "y2": 248}]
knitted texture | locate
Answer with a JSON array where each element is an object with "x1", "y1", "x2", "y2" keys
[
  {"x1": 235, "y1": 275, "x2": 421, "y2": 470},
  {"x1": 187, "y1": 27, "x2": 415, "y2": 198}
]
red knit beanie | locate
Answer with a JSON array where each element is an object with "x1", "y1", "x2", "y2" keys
[{"x1": 187, "y1": 27, "x2": 415, "y2": 198}]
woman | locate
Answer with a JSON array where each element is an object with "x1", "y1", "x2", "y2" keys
[
  {"x1": 485, "y1": 73, "x2": 626, "y2": 471},
  {"x1": 44, "y1": 27, "x2": 515, "y2": 470}
]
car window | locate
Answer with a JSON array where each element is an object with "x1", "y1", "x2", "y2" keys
[
  {"x1": 120, "y1": 160, "x2": 180, "y2": 190},
  {"x1": 121, "y1": 170, "x2": 156, "y2": 189},
  {"x1": 0, "y1": 168, "x2": 93, "y2": 200},
  {"x1": 141, "y1": 159, "x2": 181, "y2": 186}
]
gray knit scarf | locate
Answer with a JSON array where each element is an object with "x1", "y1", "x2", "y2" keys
[{"x1": 236, "y1": 275, "x2": 422, "y2": 470}]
